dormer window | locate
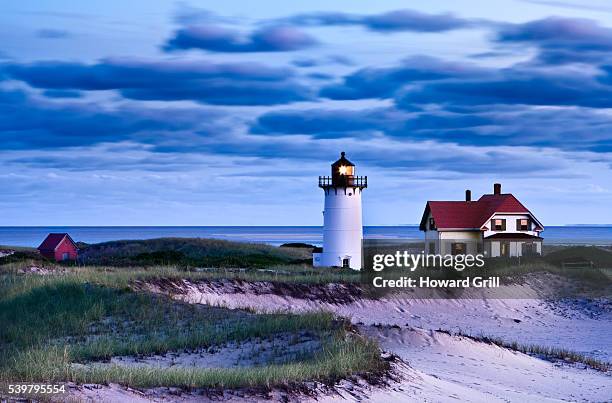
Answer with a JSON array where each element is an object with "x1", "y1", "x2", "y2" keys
[
  {"x1": 517, "y1": 218, "x2": 530, "y2": 231},
  {"x1": 492, "y1": 218, "x2": 506, "y2": 231}
]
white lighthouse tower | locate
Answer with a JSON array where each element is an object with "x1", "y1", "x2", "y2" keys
[{"x1": 312, "y1": 152, "x2": 367, "y2": 270}]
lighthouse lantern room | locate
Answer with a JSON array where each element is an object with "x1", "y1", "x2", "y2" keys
[{"x1": 313, "y1": 152, "x2": 367, "y2": 270}]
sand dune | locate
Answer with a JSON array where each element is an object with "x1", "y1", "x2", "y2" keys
[{"x1": 71, "y1": 277, "x2": 611, "y2": 402}]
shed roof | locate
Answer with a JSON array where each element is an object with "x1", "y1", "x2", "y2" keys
[{"x1": 38, "y1": 233, "x2": 76, "y2": 251}]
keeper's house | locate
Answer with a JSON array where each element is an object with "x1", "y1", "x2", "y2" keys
[{"x1": 419, "y1": 183, "x2": 543, "y2": 257}]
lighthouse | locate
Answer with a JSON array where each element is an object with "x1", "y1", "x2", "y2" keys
[{"x1": 313, "y1": 152, "x2": 367, "y2": 270}]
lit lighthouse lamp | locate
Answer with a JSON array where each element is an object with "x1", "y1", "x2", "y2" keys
[{"x1": 313, "y1": 152, "x2": 367, "y2": 270}]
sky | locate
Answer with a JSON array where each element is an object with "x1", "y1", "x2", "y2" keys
[{"x1": 1, "y1": 0, "x2": 612, "y2": 226}]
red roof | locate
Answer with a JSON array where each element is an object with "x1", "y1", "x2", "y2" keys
[
  {"x1": 38, "y1": 233, "x2": 76, "y2": 251},
  {"x1": 420, "y1": 193, "x2": 539, "y2": 230}
]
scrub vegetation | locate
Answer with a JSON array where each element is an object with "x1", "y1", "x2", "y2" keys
[{"x1": 76, "y1": 237, "x2": 312, "y2": 268}]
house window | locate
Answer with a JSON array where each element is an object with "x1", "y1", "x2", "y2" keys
[
  {"x1": 429, "y1": 217, "x2": 436, "y2": 230},
  {"x1": 517, "y1": 219, "x2": 530, "y2": 231},
  {"x1": 451, "y1": 243, "x2": 466, "y2": 255},
  {"x1": 342, "y1": 258, "x2": 350, "y2": 268},
  {"x1": 492, "y1": 218, "x2": 506, "y2": 231},
  {"x1": 62, "y1": 252, "x2": 70, "y2": 261}
]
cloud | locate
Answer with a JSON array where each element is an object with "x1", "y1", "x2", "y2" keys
[
  {"x1": 251, "y1": 108, "x2": 407, "y2": 137},
  {"x1": 496, "y1": 17, "x2": 612, "y2": 64},
  {"x1": 285, "y1": 9, "x2": 472, "y2": 32},
  {"x1": 397, "y1": 68, "x2": 612, "y2": 109},
  {"x1": 2, "y1": 58, "x2": 312, "y2": 105},
  {"x1": 292, "y1": 55, "x2": 354, "y2": 68},
  {"x1": 164, "y1": 25, "x2": 317, "y2": 52},
  {"x1": 3, "y1": 86, "x2": 590, "y2": 177},
  {"x1": 320, "y1": 56, "x2": 487, "y2": 99},
  {"x1": 518, "y1": 0, "x2": 612, "y2": 13},
  {"x1": 42, "y1": 89, "x2": 82, "y2": 98},
  {"x1": 36, "y1": 28, "x2": 71, "y2": 39},
  {"x1": 0, "y1": 88, "x2": 227, "y2": 151},
  {"x1": 199, "y1": 130, "x2": 573, "y2": 175},
  {"x1": 498, "y1": 17, "x2": 612, "y2": 49},
  {"x1": 250, "y1": 104, "x2": 612, "y2": 153}
]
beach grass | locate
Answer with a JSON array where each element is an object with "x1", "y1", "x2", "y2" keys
[
  {"x1": 0, "y1": 259, "x2": 361, "y2": 287},
  {"x1": 0, "y1": 272, "x2": 385, "y2": 392},
  {"x1": 447, "y1": 331, "x2": 611, "y2": 372},
  {"x1": 9, "y1": 336, "x2": 382, "y2": 390}
]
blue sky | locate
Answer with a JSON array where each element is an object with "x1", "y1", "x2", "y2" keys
[{"x1": 1, "y1": 0, "x2": 612, "y2": 226}]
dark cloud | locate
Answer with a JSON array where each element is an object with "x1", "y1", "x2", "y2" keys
[
  {"x1": 0, "y1": 88, "x2": 226, "y2": 150},
  {"x1": 36, "y1": 28, "x2": 71, "y2": 39},
  {"x1": 164, "y1": 25, "x2": 317, "y2": 52},
  {"x1": 252, "y1": 108, "x2": 492, "y2": 140},
  {"x1": 292, "y1": 58, "x2": 319, "y2": 68},
  {"x1": 121, "y1": 81, "x2": 310, "y2": 105},
  {"x1": 2, "y1": 59, "x2": 312, "y2": 105},
  {"x1": 320, "y1": 56, "x2": 487, "y2": 99},
  {"x1": 292, "y1": 55, "x2": 354, "y2": 68},
  {"x1": 251, "y1": 108, "x2": 406, "y2": 137},
  {"x1": 199, "y1": 134, "x2": 564, "y2": 175},
  {"x1": 496, "y1": 17, "x2": 612, "y2": 64},
  {"x1": 285, "y1": 9, "x2": 472, "y2": 32},
  {"x1": 498, "y1": 17, "x2": 612, "y2": 49},
  {"x1": 397, "y1": 69, "x2": 612, "y2": 109},
  {"x1": 251, "y1": 105, "x2": 612, "y2": 153},
  {"x1": 42, "y1": 89, "x2": 82, "y2": 98},
  {"x1": 0, "y1": 88, "x2": 602, "y2": 179}
]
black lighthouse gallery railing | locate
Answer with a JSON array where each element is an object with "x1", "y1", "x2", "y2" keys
[{"x1": 318, "y1": 176, "x2": 368, "y2": 188}]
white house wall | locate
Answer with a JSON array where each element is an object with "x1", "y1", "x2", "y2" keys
[
  {"x1": 483, "y1": 214, "x2": 539, "y2": 237},
  {"x1": 439, "y1": 231, "x2": 481, "y2": 240}
]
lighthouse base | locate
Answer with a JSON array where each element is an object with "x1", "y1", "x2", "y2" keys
[{"x1": 312, "y1": 250, "x2": 361, "y2": 270}]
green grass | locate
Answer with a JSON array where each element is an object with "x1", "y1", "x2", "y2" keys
[{"x1": 0, "y1": 271, "x2": 385, "y2": 392}]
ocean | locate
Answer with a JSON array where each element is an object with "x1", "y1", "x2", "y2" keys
[{"x1": 1, "y1": 226, "x2": 612, "y2": 247}]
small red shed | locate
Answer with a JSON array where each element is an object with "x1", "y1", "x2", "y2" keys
[{"x1": 37, "y1": 233, "x2": 78, "y2": 262}]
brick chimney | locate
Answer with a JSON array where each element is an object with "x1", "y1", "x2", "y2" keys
[
  {"x1": 494, "y1": 183, "x2": 502, "y2": 195},
  {"x1": 465, "y1": 189, "x2": 471, "y2": 202}
]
